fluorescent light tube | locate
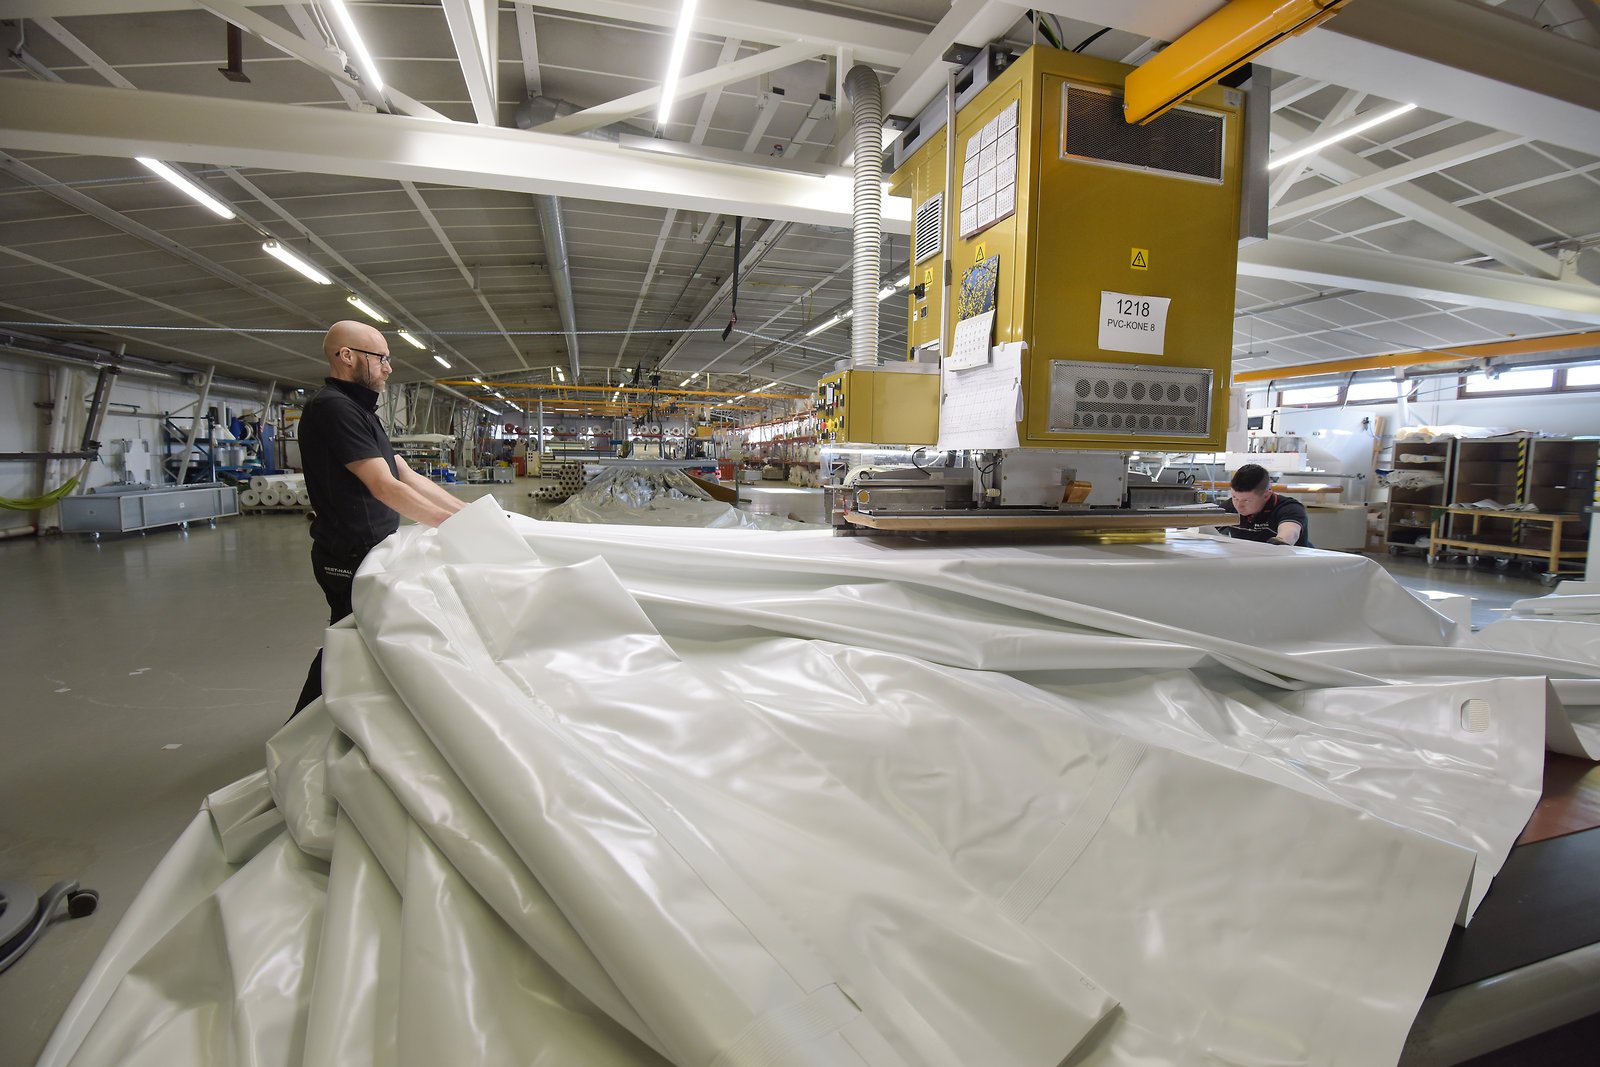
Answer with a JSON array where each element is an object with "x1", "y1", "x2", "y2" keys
[
  {"x1": 806, "y1": 315, "x2": 841, "y2": 338},
  {"x1": 325, "y1": 0, "x2": 385, "y2": 94},
  {"x1": 135, "y1": 158, "x2": 235, "y2": 219},
  {"x1": 556, "y1": 367, "x2": 566, "y2": 381},
  {"x1": 433, "y1": 354, "x2": 452, "y2": 369},
  {"x1": 397, "y1": 328, "x2": 427, "y2": 349},
  {"x1": 1267, "y1": 103, "x2": 1417, "y2": 170},
  {"x1": 346, "y1": 294, "x2": 389, "y2": 322},
  {"x1": 656, "y1": 0, "x2": 700, "y2": 128},
  {"x1": 261, "y1": 241, "x2": 332, "y2": 285},
  {"x1": 678, "y1": 377, "x2": 693, "y2": 387},
  {"x1": 761, "y1": 382, "x2": 778, "y2": 390},
  {"x1": 471, "y1": 376, "x2": 483, "y2": 383}
]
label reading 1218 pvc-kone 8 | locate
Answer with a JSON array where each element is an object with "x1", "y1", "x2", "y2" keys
[{"x1": 1098, "y1": 291, "x2": 1171, "y2": 356}]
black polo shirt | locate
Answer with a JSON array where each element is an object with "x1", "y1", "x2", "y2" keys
[
  {"x1": 300, "y1": 377, "x2": 399, "y2": 556},
  {"x1": 1221, "y1": 491, "x2": 1313, "y2": 547}
]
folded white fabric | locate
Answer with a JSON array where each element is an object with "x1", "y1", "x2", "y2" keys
[{"x1": 40, "y1": 499, "x2": 1599, "y2": 1067}]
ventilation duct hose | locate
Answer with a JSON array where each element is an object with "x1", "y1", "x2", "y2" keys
[{"x1": 844, "y1": 65, "x2": 884, "y2": 368}]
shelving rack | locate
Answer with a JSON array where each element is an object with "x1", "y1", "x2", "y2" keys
[
  {"x1": 1446, "y1": 438, "x2": 1524, "y2": 540},
  {"x1": 1522, "y1": 438, "x2": 1597, "y2": 572},
  {"x1": 1384, "y1": 438, "x2": 1454, "y2": 554},
  {"x1": 1412, "y1": 435, "x2": 1596, "y2": 577}
]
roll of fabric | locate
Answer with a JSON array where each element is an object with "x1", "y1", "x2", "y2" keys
[
  {"x1": 250, "y1": 476, "x2": 270, "y2": 492},
  {"x1": 295, "y1": 490, "x2": 311, "y2": 507},
  {"x1": 240, "y1": 489, "x2": 260, "y2": 507},
  {"x1": 259, "y1": 488, "x2": 282, "y2": 507}
]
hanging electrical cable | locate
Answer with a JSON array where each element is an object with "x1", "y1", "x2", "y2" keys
[
  {"x1": 0, "y1": 478, "x2": 79, "y2": 512},
  {"x1": 1073, "y1": 27, "x2": 1112, "y2": 53},
  {"x1": 722, "y1": 217, "x2": 741, "y2": 341}
]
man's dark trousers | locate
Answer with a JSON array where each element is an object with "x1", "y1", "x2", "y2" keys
[{"x1": 292, "y1": 542, "x2": 370, "y2": 716}]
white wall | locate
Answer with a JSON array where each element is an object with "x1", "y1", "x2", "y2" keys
[
  {"x1": 0, "y1": 355, "x2": 271, "y2": 532},
  {"x1": 1250, "y1": 377, "x2": 1600, "y2": 441}
]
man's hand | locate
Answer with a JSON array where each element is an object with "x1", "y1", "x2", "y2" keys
[
  {"x1": 346, "y1": 457, "x2": 458, "y2": 527},
  {"x1": 394, "y1": 455, "x2": 467, "y2": 517}
]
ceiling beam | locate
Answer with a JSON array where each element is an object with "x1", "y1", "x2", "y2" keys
[
  {"x1": 441, "y1": 0, "x2": 500, "y2": 127},
  {"x1": 534, "y1": 41, "x2": 818, "y2": 137},
  {"x1": 1267, "y1": 88, "x2": 1362, "y2": 209},
  {"x1": 1236, "y1": 236, "x2": 1600, "y2": 326},
  {"x1": 0, "y1": 244, "x2": 323, "y2": 377},
  {"x1": 195, "y1": 0, "x2": 444, "y2": 119},
  {"x1": 1272, "y1": 114, "x2": 1565, "y2": 280},
  {"x1": 508, "y1": 0, "x2": 924, "y2": 68},
  {"x1": 283, "y1": 3, "x2": 364, "y2": 110},
  {"x1": 1264, "y1": 0, "x2": 1600, "y2": 158},
  {"x1": 0, "y1": 78, "x2": 911, "y2": 232},
  {"x1": 217, "y1": 167, "x2": 480, "y2": 378},
  {"x1": 656, "y1": 219, "x2": 792, "y2": 366},
  {"x1": 0, "y1": 150, "x2": 328, "y2": 327},
  {"x1": 881, "y1": 0, "x2": 1028, "y2": 118},
  {"x1": 1272, "y1": 131, "x2": 1526, "y2": 225},
  {"x1": 615, "y1": 37, "x2": 745, "y2": 366},
  {"x1": 515, "y1": 4, "x2": 542, "y2": 95},
  {"x1": 400, "y1": 182, "x2": 528, "y2": 368}
]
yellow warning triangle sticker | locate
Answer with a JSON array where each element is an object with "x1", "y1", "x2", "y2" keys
[{"x1": 1130, "y1": 248, "x2": 1149, "y2": 270}]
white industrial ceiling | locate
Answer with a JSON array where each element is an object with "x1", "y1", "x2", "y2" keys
[{"x1": 0, "y1": 0, "x2": 1597, "y2": 407}]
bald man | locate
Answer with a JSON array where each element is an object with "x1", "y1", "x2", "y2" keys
[{"x1": 292, "y1": 320, "x2": 465, "y2": 716}]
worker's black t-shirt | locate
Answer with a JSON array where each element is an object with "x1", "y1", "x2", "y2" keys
[
  {"x1": 300, "y1": 377, "x2": 398, "y2": 557},
  {"x1": 1221, "y1": 491, "x2": 1313, "y2": 547}
]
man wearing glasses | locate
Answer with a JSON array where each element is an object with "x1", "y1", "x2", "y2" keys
[{"x1": 292, "y1": 320, "x2": 464, "y2": 715}]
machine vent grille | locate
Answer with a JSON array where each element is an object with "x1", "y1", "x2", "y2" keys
[
  {"x1": 1048, "y1": 360, "x2": 1212, "y2": 437},
  {"x1": 914, "y1": 193, "x2": 943, "y2": 264},
  {"x1": 1062, "y1": 86, "x2": 1224, "y2": 183}
]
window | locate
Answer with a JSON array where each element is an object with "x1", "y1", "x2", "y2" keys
[
  {"x1": 1346, "y1": 380, "x2": 1416, "y2": 403},
  {"x1": 1564, "y1": 363, "x2": 1600, "y2": 388},
  {"x1": 1278, "y1": 384, "x2": 1340, "y2": 407},
  {"x1": 1460, "y1": 368, "x2": 1555, "y2": 396}
]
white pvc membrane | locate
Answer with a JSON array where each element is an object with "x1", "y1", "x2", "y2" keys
[
  {"x1": 548, "y1": 466, "x2": 808, "y2": 530},
  {"x1": 37, "y1": 499, "x2": 1600, "y2": 1067}
]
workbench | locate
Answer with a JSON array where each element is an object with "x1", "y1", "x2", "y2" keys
[{"x1": 1426, "y1": 507, "x2": 1587, "y2": 576}]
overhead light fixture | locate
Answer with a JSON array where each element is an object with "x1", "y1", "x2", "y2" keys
[
  {"x1": 324, "y1": 0, "x2": 386, "y2": 94},
  {"x1": 805, "y1": 307, "x2": 854, "y2": 337},
  {"x1": 678, "y1": 376, "x2": 695, "y2": 387},
  {"x1": 397, "y1": 328, "x2": 427, "y2": 349},
  {"x1": 1267, "y1": 103, "x2": 1417, "y2": 170},
  {"x1": 556, "y1": 367, "x2": 567, "y2": 382},
  {"x1": 433, "y1": 354, "x2": 452, "y2": 369},
  {"x1": 135, "y1": 158, "x2": 236, "y2": 219},
  {"x1": 346, "y1": 294, "x2": 389, "y2": 323},
  {"x1": 471, "y1": 376, "x2": 483, "y2": 384},
  {"x1": 261, "y1": 240, "x2": 332, "y2": 285},
  {"x1": 655, "y1": 0, "x2": 700, "y2": 129},
  {"x1": 761, "y1": 382, "x2": 779, "y2": 391}
]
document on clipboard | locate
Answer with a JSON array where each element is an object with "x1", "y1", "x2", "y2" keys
[{"x1": 936, "y1": 341, "x2": 1025, "y2": 451}]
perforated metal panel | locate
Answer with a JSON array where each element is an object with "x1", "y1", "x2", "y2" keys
[
  {"x1": 914, "y1": 193, "x2": 943, "y2": 265},
  {"x1": 1049, "y1": 360, "x2": 1212, "y2": 437},
  {"x1": 1062, "y1": 85, "x2": 1224, "y2": 184}
]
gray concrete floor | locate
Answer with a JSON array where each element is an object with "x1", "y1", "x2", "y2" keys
[{"x1": 0, "y1": 502, "x2": 1552, "y2": 1066}]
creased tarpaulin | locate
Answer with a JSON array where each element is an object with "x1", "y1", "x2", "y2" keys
[
  {"x1": 548, "y1": 465, "x2": 806, "y2": 530},
  {"x1": 36, "y1": 498, "x2": 1600, "y2": 1067}
]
